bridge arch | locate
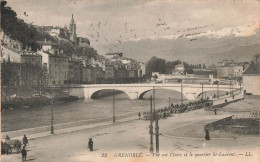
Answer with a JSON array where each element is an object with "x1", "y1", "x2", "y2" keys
[
  {"x1": 90, "y1": 89, "x2": 129, "y2": 99},
  {"x1": 138, "y1": 87, "x2": 187, "y2": 100},
  {"x1": 88, "y1": 87, "x2": 133, "y2": 99},
  {"x1": 138, "y1": 90, "x2": 152, "y2": 99}
]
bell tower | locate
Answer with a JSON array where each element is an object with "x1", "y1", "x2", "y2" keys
[{"x1": 69, "y1": 14, "x2": 77, "y2": 42}]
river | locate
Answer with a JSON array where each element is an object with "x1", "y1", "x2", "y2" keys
[{"x1": 2, "y1": 89, "x2": 187, "y2": 132}]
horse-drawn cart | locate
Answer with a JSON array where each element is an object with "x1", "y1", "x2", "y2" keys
[{"x1": 1, "y1": 139, "x2": 22, "y2": 154}]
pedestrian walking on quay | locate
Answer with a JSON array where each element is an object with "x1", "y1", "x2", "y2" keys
[
  {"x1": 214, "y1": 108, "x2": 217, "y2": 115},
  {"x1": 5, "y1": 135, "x2": 10, "y2": 141},
  {"x1": 88, "y1": 138, "x2": 93, "y2": 151},
  {"x1": 23, "y1": 135, "x2": 28, "y2": 147},
  {"x1": 138, "y1": 112, "x2": 141, "y2": 120},
  {"x1": 205, "y1": 129, "x2": 210, "y2": 140},
  {"x1": 21, "y1": 146, "x2": 27, "y2": 162}
]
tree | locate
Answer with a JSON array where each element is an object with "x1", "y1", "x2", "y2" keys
[
  {"x1": 183, "y1": 62, "x2": 194, "y2": 74},
  {"x1": 1, "y1": 1, "x2": 39, "y2": 51},
  {"x1": 1, "y1": 61, "x2": 21, "y2": 101},
  {"x1": 35, "y1": 32, "x2": 56, "y2": 42},
  {"x1": 186, "y1": 68, "x2": 194, "y2": 74},
  {"x1": 145, "y1": 56, "x2": 167, "y2": 76},
  {"x1": 58, "y1": 40, "x2": 75, "y2": 55},
  {"x1": 165, "y1": 60, "x2": 181, "y2": 74}
]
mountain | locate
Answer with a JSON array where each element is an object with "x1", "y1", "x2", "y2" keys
[{"x1": 107, "y1": 29, "x2": 260, "y2": 65}]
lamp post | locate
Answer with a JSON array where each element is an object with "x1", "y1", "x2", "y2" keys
[
  {"x1": 181, "y1": 82, "x2": 183, "y2": 105},
  {"x1": 201, "y1": 82, "x2": 204, "y2": 101},
  {"x1": 50, "y1": 88, "x2": 54, "y2": 134},
  {"x1": 168, "y1": 97, "x2": 171, "y2": 107},
  {"x1": 113, "y1": 71, "x2": 116, "y2": 123},
  {"x1": 153, "y1": 86, "x2": 155, "y2": 112},
  {"x1": 155, "y1": 113, "x2": 159, "y2": 154},
  {"x1": 231, "y1": 80, "x2": 233, "y2": 95},
  {"x1": 113, "y1": 88, "x2": 115, "y2": 123},
  {"x1": 217, "y1": 83, "x2": 219, "y2": 99},
  {"x1": 229, "y1": 79, "x2": 232, "y2": 96},
  {"x1": 149, "y1": 96, "x2": 154, "y2": 154}
]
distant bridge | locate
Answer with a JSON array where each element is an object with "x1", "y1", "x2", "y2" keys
[{"x1": 83, "y1": 83, "x2": 241, "y2": 100}]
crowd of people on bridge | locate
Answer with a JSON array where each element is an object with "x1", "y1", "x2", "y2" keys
[{"x1": 142, "y1": 100, "x2": 213, "y2": 121}]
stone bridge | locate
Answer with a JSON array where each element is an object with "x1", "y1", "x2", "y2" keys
[{"x1": 83, "y1": 83, "x2": 240, "y2": 100}]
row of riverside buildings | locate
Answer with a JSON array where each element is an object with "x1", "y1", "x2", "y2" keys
[
  {"x1": 1, "y1": 41, "x2": 145, "y2": 85},
  {"x1": 152, "y1": 60, "x2": 248, "y2": 82},
  {"x1": 1, "y1": 15, "x2": 145, "y2": 85}
]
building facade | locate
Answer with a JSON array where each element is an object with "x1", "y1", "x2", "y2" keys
[
  {"x1": 82, "y1": 67, "x2": 91, "y2": 83},
  {"x1": 49, "y1": 55, "x2": 69, "y2": 85},
  {"x1": 128, "y1": 69, "x2": 138, "y2": 78},
  {"x1": 115, "y1": 65, "x2": 127, "y2": 79},
  {"x1": 21, "y1": 52, "x2": 42, "y2": 66},
  {"x1": 193, "y1": 69, "x2": 217, "y2": 78},
  {"x1": 1, "y1": 32, "x2": 22, "y2": 51},
  {"x1": 216, "y1": 65, "x2": 243, "y2": 78},
  {"x1": 172, "y1": 63, "x2": 184, "y2": 75},
  {"x1": 37, "y1": 40, "x2": 58, "y2": 52},
  {"x1": 68, "y1": 60, "x2": 83, "y2": 84},
  {"x1": 105, "y1": 64, "x2": 115, "y2": 79},
  {"x1": 242, "y1": 62, "x2": 260, "y2": 95},
  {"x1": 82, "y1": 66, "x2": 104, "y2": 83}
]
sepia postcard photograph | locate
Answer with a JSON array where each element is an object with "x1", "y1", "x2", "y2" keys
[{"x1": 1, "y1": 0, "x2": 260, "y2": 161}]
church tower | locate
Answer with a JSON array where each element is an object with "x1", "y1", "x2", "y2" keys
[{"x1": 69, "y1": 14, "x2": 77, "y2": 42}]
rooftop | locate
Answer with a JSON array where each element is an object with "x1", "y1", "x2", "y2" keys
[
  {"x1": 243, "y1": 63, "x2": 260, "y2": 75},
  {"x1": 175, "y1": 64, "x2": 184, "y2": 67},
  {"x1": 106, "y1": 52, "x2": 123, "y2": 56},
  {"x1": 37, "y1": 40, "x2": 58, "y2": 46},
  {"x1": 193, "y1": 69, "x2": 214, "y2": 72},
  {"x1": 49, "y1": 54, "x2": 69, "y2": 58},
  {"x1": 21, "y1": 54, "x2": 42, "y2": 57}
]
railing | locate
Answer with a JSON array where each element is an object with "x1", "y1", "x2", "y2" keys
[
  {"x1": 204, "y1": 116, "x2": 233, "y2": 131},
  {"x1": 83, "y1": 83, "x2": 240, "y2": 89}
]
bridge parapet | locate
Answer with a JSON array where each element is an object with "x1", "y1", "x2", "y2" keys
[{"x1": 82, "y1": 83, "x2": 241, "y2": 100}]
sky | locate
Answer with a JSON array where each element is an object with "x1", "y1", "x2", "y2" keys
[{"x1": 6, "y1": 0, "x2": 260, "y2": 60}]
